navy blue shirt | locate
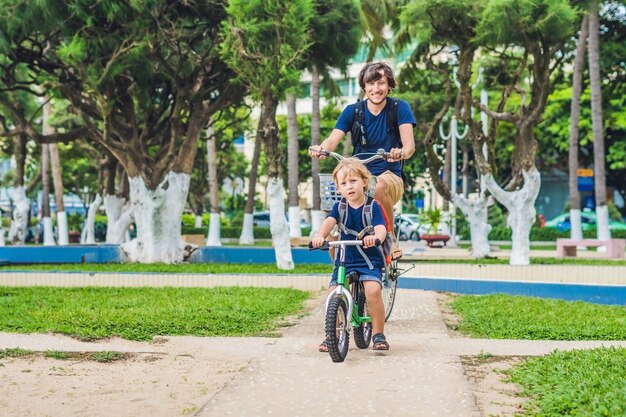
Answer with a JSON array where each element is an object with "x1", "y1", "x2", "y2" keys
[
  {"x1": 328, "y1": 199, "x2": 386, "y2": 279},
  {"x1": 335, "y1": 98, "x2": 416, "y2": 177}
]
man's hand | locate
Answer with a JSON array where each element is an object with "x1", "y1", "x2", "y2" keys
[
  {"x1": 387, "y1": 147, "x2": 406, "y2": 163},
  {"x1": 308, "y1": 145, "x2": 327, "y2": 159}
]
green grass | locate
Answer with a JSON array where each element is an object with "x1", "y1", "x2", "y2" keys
[
  {"x1": 507, "y1": 347, "x2": 626, "y2": 416},
  {"x1": 0, "y1": 348, "x2": 33, "y2": 359},
  {"x1": 449, "y1": 294, "x2": 626, "y2": 340},
  {"x1": 0, "y1": 286, "x2": 311, "y2": 341},
  {"x1": 410, "y1": 257, "x2": 626, "y2": 265},
  {"x1": 41, "y1": 350, "x2": 127, "y2": 362},
  {"x1": 0, "y1": 263, "x2": 331, "y2": 274}
]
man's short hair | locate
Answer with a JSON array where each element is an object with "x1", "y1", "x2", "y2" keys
[{"x1": 358, "y1": 62, "x2": 396, "y2": 90}]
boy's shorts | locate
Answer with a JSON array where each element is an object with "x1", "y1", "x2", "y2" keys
[{"x1": 328, "y1": 270, "x2": 382, "y2": 288}]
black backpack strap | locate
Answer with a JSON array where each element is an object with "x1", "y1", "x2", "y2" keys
[
  {"x1": 350, "y1": 99, "x2": 367, "y2": 149},
  {"x1": 386, "y1": 98, "x2": 401, "y2": 147}
]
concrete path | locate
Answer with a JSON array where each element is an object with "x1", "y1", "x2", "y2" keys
[{"x1": 195, "y1": 289, "x2": 626, "y2": 417}]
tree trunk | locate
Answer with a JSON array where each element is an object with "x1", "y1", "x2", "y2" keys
[
  {"x1": 206, "y1": 123, "x2": 222, "y2": 246},
  {"x1": 484, "y1": 169, "x2": 541, "y2": 265},
  {"x1": 286, "y1": 92, "x2": 302, "y2": 238},
  {"x1": 7, "y1": 186, "x2": 30, "y2": 245},
  {"x1": 120, "y1": 172, "x2": 190, "y2": 263},
  {"x1": 41, "y1": 143, "x2": 55, "y2": 246},
  {"x1": 452, "y1": 193, "x2": 492, "y2": 258},
  {"x1": 49, "y1": 143, "x2": 68, "y2": 245},
  {"x1": 261, "y1": 93, "x2": 293, "y2": 270},
  {"x1": 104, "y1": 194, "x2": 133, "y2": 244},
  {"x1": 587, "y1": 1, "x2": 610, "y2": 241},
  {"x1": 310, "y1": 66, "x2": 322, "y2": 236},
  {"x1": 568, "y1": 14, "x2": 589, "y2": 241},
  {"x1": 239, "y1": 130, "x2": 262, "y2": 244},
  {"x1": 83, "y1": 193, "x2": 102, "y2": 244}
]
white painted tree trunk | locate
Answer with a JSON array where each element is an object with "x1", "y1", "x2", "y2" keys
[
  {"x1": 120, "y1": 172, "x2": 189, "y2": 263},
  {"x1": 267, "y1": 178, "x2": 294, "y2": 270},
  {"x1": 596, "y1": 204, "x2": 610, "y2": 252},
  {"x1": 194, "y1": 215, "x2": 203, "y2": 228},
  {"x1": 0, "y1": 226, "x2": 4, "y2": 246},
  {"x1": 8, "y1": 186, "x2": 30, "y2": 245},
  {"x1": 484, "y1": 169, "x2": 541, "y2": 266},
  {"x1": 310, "y1": 209, "x2": 323, "y2": 237},
  {"x1": 239, "y1": 213, "x2": 254, "y2": 244},
  {"x1": 104, "y1": 194, "x2": 133, "y2": 244},
  {"x1": 288, "y1": 206, "x2": 302, "y2": 238},
  {"x1": 56, "y1": 211, "x2": 69, "y2": 245},
  {"x1": 452, "y1": 193, "x2": 492, "y2": 258},
  {"x1": 569, "y1": 209, "x2": 584, "y2": 241},
  {"x1": 206, "y1": 212, "x2": 222, "y2": 246},
  {"x1": 43, "y1": 216, "x2": 56, "y2": 246},
  {"x1": 83, "y1": 194, "x2": 102, "y2": 244}
]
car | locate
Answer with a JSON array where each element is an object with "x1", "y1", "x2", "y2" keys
[
  {"x1": 395, "y1": 213, "x2": 421, "y2": 241},
  {"x1": 545, "y1": 211, "x2": 626, "y2": 232},
  {"x1": 252, "y1": 211, "x2": 271, "y2": 227}
]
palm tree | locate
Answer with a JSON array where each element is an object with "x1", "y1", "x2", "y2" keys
[
  {"x1": 286, "y1": 92, "x2": 302, "y2": 237},
  {"x1": 206, "y1": 122, "x2": 222, "y2": 246},
  {"x1": 587, "y1": 0, "x2": 610, "y2": 242},
  {"x1": 568, "y1": 14, "x2": 589, "y2": 242}
]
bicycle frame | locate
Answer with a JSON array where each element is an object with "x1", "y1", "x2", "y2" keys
[{"x1": 323, "y1": 240, "x2": 371, "y2": 329}]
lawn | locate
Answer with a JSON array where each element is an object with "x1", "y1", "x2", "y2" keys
[
  {"x1": 450, "y1": 294, "x2": 626, "y2": 416},
  {"x1": 0, "y1": 286, "x2": 312, "y2": 341}
]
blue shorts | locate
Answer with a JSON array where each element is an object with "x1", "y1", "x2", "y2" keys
[{"x1": 328, "y1": 268, "x2": 382, "y2": 288}]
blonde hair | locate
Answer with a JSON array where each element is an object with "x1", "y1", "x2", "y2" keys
[{"x1": 332, "y1": 158, "x2": 372, "y2": 193}]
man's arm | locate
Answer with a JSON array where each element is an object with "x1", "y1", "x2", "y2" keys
[
  {"x1": 388, "y1": 123, "x2": 415, "y2": 162},
  {"x1": 309, "y1": 129, "x2": 345, "y2": 159}
]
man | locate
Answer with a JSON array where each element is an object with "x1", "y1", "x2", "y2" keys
[{"x1": 309, "y1": 61, "x2": 416, "y2": 259}]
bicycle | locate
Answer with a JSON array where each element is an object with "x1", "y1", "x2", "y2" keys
[
  {"x1": 309, "y1": 238, "x2": 380, "y2": 362},
  {"x1": 310, "y1": 147, "x2": 414, "y2": 322}
]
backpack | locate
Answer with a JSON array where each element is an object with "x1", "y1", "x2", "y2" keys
[
  {"x1": 337, "y1": 196, "x2": 394, "y2": 268},
  {"x1": 350, "y1": 97, "x2": 401, "y2": 149}
]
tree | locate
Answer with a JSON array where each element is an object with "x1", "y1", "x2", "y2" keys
[
  {"x1": 568, "y1": 14, "x2": 589, "y2": 241},
  {"x1": 220, "y1": 0, "x2": 314, "y2": 269},
  {"x1": 0, "y1": 1, "x2": 245, "y2": 262},
  {"x1": 587, "y1": 0, "x2": 610, "y2": 242}
]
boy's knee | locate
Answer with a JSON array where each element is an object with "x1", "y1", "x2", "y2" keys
[{"x1": 364, "y1": 282, "x2": 382, "y2": 298}]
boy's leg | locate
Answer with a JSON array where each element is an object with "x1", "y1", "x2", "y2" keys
[
  {"x1": 318, "y1": 285, "x2": 337, "y2": 352},
  {"x1": 362, "y1": 280, "x2": 384, "y2": 337}
]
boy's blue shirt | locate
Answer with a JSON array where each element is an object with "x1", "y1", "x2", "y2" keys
[
  {"x1": 334, "y1": 98, "x2": 416, "y2": 177},
  {"x1": 328, "y1": 199, "x2": 386, "y2": 280}
]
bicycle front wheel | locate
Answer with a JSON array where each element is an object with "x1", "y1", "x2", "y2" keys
[
  {"x1": 382, "y1": 261, "x2": 399, "y2": 322},
  {"x1": 325, "y1": 296, "x2": 350, "y2": 362}
]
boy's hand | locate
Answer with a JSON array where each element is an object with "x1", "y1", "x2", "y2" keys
[{"x1": 311, "y1": 236, "x2": 325, "y2": 248}]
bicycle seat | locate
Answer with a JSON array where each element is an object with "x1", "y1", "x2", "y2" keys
[{"x1": 346, "y1": 271, "x2": 360, "y2": 284}]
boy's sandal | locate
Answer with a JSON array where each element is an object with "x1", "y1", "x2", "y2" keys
[
  {"x1": 318, "y1": 340, "x2": 329, "y2": 353},
  {"x1": 372, "y1": 333, "x2": 389, "y2": 350}
]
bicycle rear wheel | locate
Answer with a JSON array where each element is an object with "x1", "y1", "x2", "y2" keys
[
  {"x1": 325, "y1": 296, "x2": 350, "y2": 362},
  {"x1": 382, "y1": 261, "x2": 399, "y2": 322}
]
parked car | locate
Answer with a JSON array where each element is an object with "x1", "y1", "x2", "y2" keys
[
  {"x1": 395, "y1": 213, "x2": 421, "y2": 241},
  {"x1": 544, "y1": 211, "x2": 626, "y2": 232},
  {"x1": 252, "y1": 211, "x2": 271, "y2": 227}
]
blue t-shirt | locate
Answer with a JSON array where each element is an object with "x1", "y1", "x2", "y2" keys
[
  {"x1": 328, "y1": 199, "x2": 386, "y2": 280},
  {"x1": 335, "y1": 98, "x2": 416, "y2": 177}
]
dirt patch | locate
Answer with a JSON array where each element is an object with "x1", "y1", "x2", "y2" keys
[
  {"x1": 435, "y1": 291, "x2": 465, "y2": 337},
  {"x1": 461, "y1": 355, "x2": 527, "y2": 416}
]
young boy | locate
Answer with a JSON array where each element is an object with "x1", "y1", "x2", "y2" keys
[{"x1": 311, "y1": 158, "x2": 390, "y2": 351}]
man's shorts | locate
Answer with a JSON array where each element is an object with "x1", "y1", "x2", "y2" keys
[{"x1": 378, "y1": 170, "x2": 404, "y2": 205}]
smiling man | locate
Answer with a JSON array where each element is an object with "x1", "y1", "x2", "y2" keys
[{"x1": 308, "y1": 62, "x2": 417, "y2": 259}]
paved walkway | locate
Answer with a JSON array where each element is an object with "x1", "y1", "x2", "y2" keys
[{"x1": 192, "y1": 289, "x2": 626, "y2": 417}]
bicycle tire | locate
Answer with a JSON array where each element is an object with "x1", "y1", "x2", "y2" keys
[
  {"x1": 325, "y1": 296, "x2": 350, "y2": 362},
  {"x1": 352, "y1": 282, "x2": 372, "y2": 349},
  {"x1": 382, "y1": 260, "x2": 399, "y2": 322}
]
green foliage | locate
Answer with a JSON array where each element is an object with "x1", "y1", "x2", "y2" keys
[
  {"x1": 0, "y1": 286, "x2": 311, "y2": 341},
  {"x1": 220, "y1": 0, "x2": 314, "y2": 101},
  {"x1": 0, "y1": 348, "x2": 33, "y2": 359},
  {"x1": 418, "y1": 208, "x2": 445, "y2": 234},
  {"x1": 450, "y1": 293, "x2": 626, "y2": 340},
  {"x1": 507, "y1": 347, "x2": 626, "y2": 416}
]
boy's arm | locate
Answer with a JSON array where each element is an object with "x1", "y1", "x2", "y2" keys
[{"x1": 312, "y1": 217, "x2": 337, "y2": 247}]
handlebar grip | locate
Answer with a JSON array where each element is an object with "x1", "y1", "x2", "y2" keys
[
  {"x1": 308, "y1": 146, "x2": 329, "y2": 157},
  {"x1": 308, "y1": 241, "x2": 330, "y2": 251},
  {"x1": 375, "y1": 238, "x2": 382, "y2": 246}
]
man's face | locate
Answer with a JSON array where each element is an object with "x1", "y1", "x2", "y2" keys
[{"x1": 364, "y1": 70, "x2": 390, "y2": 105}]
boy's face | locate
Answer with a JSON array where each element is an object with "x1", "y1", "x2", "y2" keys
[
  {"x1": 336, "y1": 169, "x2": 366, "y2": 203},
  {"x1": 364, "y1": 70, "x2": 390, "y2": 105}
]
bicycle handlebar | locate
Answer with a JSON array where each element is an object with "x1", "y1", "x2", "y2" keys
[
  {"x1": 308, "y1": 146, "x2": 391, "y2": 164},
  {"x1": 308, "y1": 239, "x2": 381, "y2": 251}
]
